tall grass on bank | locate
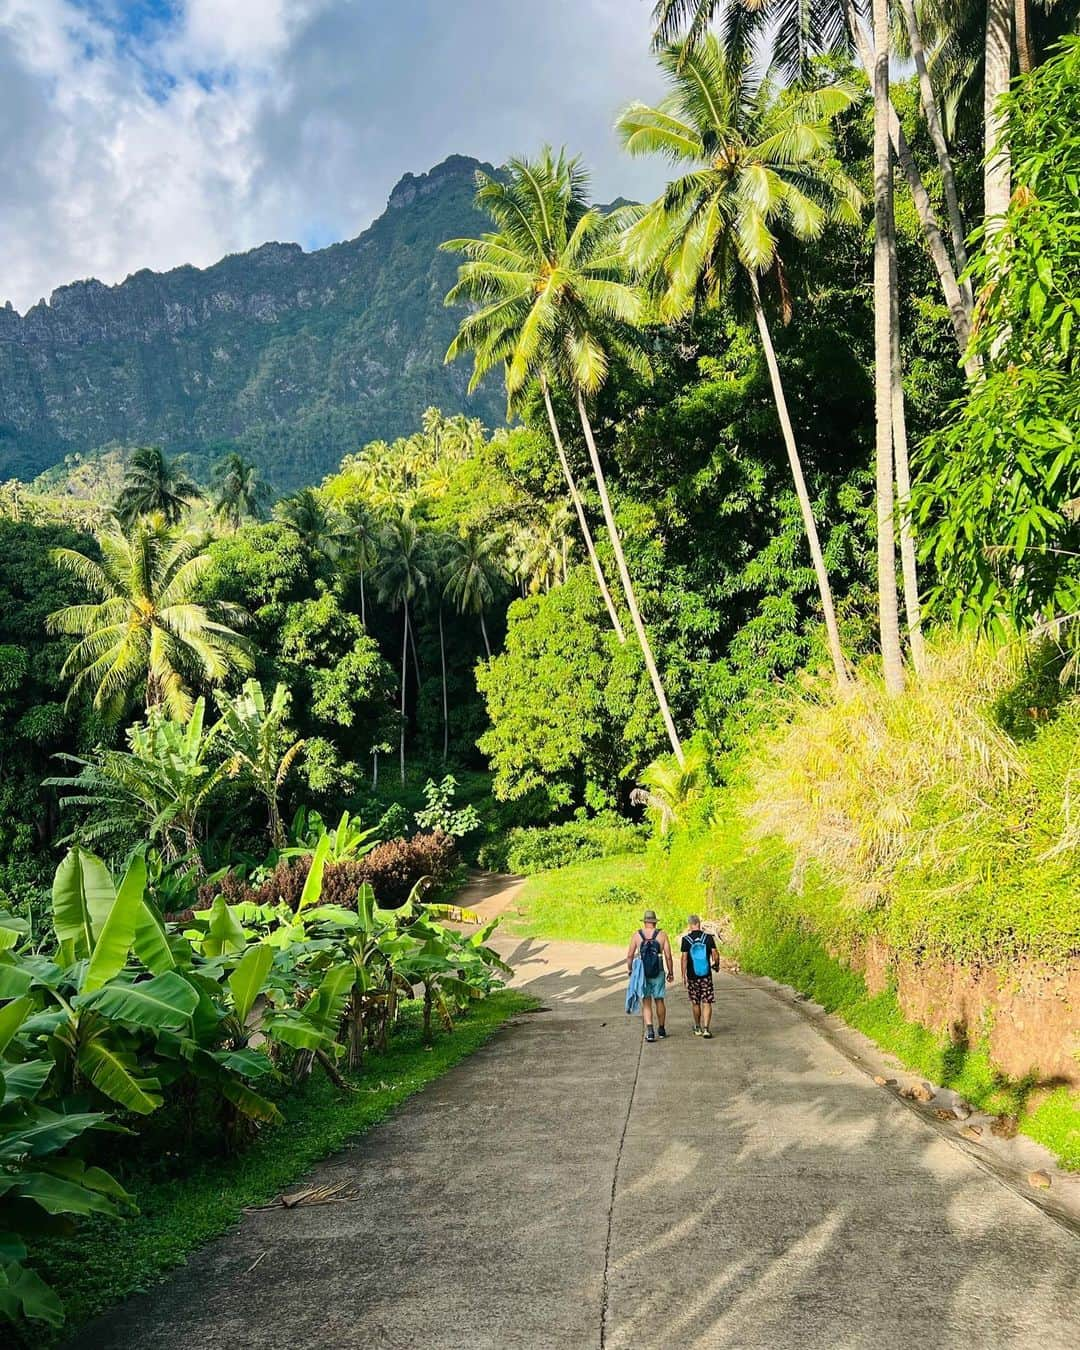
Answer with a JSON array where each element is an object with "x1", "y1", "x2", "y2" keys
[{"x1": 737, "y1": 638, "x2": 1080, "y2": 965}]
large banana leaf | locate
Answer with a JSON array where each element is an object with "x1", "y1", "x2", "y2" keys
[
  {"x1": 260, "y1": 1011, "x2": 327, "y2": 1051},
  {"x1": 0, "y1": 1108, "x2": 106, "y2": 1162},
  {"x1": 132, "y1": 895, "x2": 176, "y2": 974},
  {"x1": 77, "y1": 1036, "x2": 162, "y2": 1114},
  {"x1": 0, "y1": 964, "x2": 33, "y2": 1000},
  {"x1": 0, "y1": 916, "x2": 29, "y2": 952},
  {"x1": 228, "y1": 943, "x2": 273, "y2": 1024},
  {"x1": 297, "y1": 831, "x2": 331, "y2": 912},
  {"x1": 0, "y1": 996, "x2": 33, "y2": 1055},
  {"x1": 193, "y1": 896, "x2": 248, "y2": 957},
  {"x1": 76, "y1": 971, "x2": 199, "y2": 1031},
  {"x1": 52, "y1": 847, "x2": 115, "y2": 964},
  {"x1": 0, "y1": 1257, "x2": 64, "y2": 1328},
  {"x1": 82, "y1": 853, "x2": 147, "y2": 995},
  {"x1": 218, "y1": 1076, "x2": 282, "y2": 1124},
  {"x1": 11, "y1": 1170, "x2": 123, "y2": 1218},
  {"x1": 302, "y1": 963, "x2": 354, "y2": 1038},
  {"x1": 1, "y1": 1061, "x2": 53, "y2": 1105}
]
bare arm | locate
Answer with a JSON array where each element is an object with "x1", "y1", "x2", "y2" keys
[
  {"x1": 626, "y1": 932, "x2": 640, "y2": 973},
  {"x1": 680, "y1": 949, "x2": 688, "y2": 983},
  {"x1": 661, "y1": 932, "x2": 674, "y2": 980}
]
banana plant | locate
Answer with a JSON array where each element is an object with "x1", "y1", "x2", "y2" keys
[{"x1": 281, "y1": 807, "x2": 381, "y2": 863}]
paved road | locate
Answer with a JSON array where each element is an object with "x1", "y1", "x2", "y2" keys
[{"x1": 73, "y1": 899, "x2": 1080, "y2": 1349}]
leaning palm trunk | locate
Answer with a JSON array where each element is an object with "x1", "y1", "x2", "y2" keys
[
  {"x1": 889, "y1": 237, "x2": 926, "y2": 677},
  {"x1": 873, "y1": 0, "x2": 906, "y2": 697},
  {"x1": 438, "y1": 605, "x2": 449, "y2": 763},
  {"x1": 541, "y1": 376, "x2": 627, "y2": 643},
  {"x1": 900, "y1": 0, "x2": 971, "y2": 309},
  {"x1": 479, "y1": 610, "x2": 492, "y2": 660},
  {"x1": 749, "y1": 274, "x2": 850, "y2": 689},
  {"x1": 845, "y1": 2, "x2": 974, "y2": 368},
  {"x1": 399, "y1": 602, "x2": 409, "y2": 785},
  {"x1": 985, "y1": 0, "x2": 1014, "y2": 232},
  {"x1": 576, "y1": 394, "x2": 685, "y2": 764}
]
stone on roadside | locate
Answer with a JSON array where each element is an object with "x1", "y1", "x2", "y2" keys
[
  {"x1": 912, "y1": 1081, "x2": 935, "y2": 1102},
  {"x1": 952, "y1": 1101, "x2": 972, "y2": 1120},
  {"x1": 873, "y1": 1074, "x2": 894, "y2": 1087},
  {"x1": 961, "y1": 1125, "x2": 983, "y2": 1141},
  {"x1": 1028, "y1": 1170, "x2": 1052, "y2": 1190}
]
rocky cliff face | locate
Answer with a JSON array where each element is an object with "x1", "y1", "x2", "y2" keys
[{"x1": 0, "y1": 155, "x2": 502, "y2": 490}]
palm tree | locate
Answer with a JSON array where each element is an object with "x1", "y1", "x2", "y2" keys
[
  {"x1": 211, "y1": 452, "x2": 271, "y2": 528},
  {"x1": 631, "y1": 737, "x2": 710, "y2": 834},
  {"x1": 648, "y1": 0, "x2": 976, "y2": 359},
  {"x1": 274, "y1": 488, "x2": 354, "y2": 562},
  {"x1": 443, "y1": 529, "x2": 508, "y2": 659},
  {"x1": 343, "y1": 501, "x2": 381, "y2": 627},
  {"x1": 618, "y1": 39, "x2": 859, "y2": 688},
  {"x1": 872, "y1": 0, "x2": 906, "y2": 694},
  {"x1": 115, "y1": 446, "x2": 202, "y2": 527},
  {"x1": 441, "y1": 156, "x2": 629, "y2": 647},
  {"x1": 48, "y1": 515, "x2": 252, "y2": 719},
  {"x1": 443, "y1": 151, "x2": 685, "y2": 763},
  {"x1": 514, "y1": 504, "x2": 574, "y2": 594},
  {"x1": 375, "y1": 514, "x2": 433, "y2": 783}
]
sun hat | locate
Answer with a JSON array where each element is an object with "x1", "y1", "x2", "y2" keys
[{"x1": 643, "y1": 909, "x2": 657, "y2": 923}]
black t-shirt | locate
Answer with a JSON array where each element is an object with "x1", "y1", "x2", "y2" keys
[{"x1": 681, "y1": 931, "x2": 716, "y2": 979}]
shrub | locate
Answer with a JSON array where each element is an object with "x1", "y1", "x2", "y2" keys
[
  {"x1": 199, "y1": 831, "x2": 459, "y2": 911},
  {"x1": 595, "y1": 884, "x2": 646, "y2": 906},
  {"x1": 503, "y1": 813, "x2": 648, "y2": 875}
]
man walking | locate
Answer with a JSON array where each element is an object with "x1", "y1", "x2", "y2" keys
[
  {"x1": 680, "y1": 915, "x2": 719, "y2": 1038},
  {"x1": 626, "y1": 909, "x2": 674, "y2": 1043}
]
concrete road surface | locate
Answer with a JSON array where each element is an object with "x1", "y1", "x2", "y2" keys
[{"x1": 72, "y1": 926, "x2": 1080, "y2": 1350}]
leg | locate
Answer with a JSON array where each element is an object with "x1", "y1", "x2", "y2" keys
[
  {"x1": 654, "y1": 996, "x2": 666, "y2": 1030},
  {"x1": 641, "y1": 995, "x2": 653, "y2": 1031},
  {"x1": 690, "y1": 999, "x2": 701, "y2": 1029},
  {"x1": 701, "y1": 999, "x2": 713, "y2": 1030}
]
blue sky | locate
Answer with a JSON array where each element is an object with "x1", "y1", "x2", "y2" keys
[{"x1": 0, "y1": 0, "x2": 669, "y2": 311}]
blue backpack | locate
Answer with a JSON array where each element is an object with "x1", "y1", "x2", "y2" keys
[{"x1": 687, "y1": 932, "x2": 710, "y2": 978}]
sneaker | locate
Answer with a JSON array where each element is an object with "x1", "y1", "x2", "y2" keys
[
  {"x1": 657, "y1": 1026, "x2": 667, "y2": 1039},
  {"x1": 702, "y1": 1028, "x2": 713, "y2": 1040},
  {"x1": 645, "y1": 1027, "x2": 656, "y2": 1043},
  {"x1": 693, "y1": 1025, "x2": 703, "y2": 1037}
]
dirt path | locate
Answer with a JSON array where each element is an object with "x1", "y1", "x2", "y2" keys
[{"x1": 72, "y1": 888, "x2": 1080, "y2": 1350}]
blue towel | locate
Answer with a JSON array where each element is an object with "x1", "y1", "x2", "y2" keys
[{"x1": 625, "y1": 955, "x2": 644, "y2": 1015}]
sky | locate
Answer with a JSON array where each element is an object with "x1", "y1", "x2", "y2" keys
[{"x1": 0, "y1": 0, "x2": 670, "y2": 313}]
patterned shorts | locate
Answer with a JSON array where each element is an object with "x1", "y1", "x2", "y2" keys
[{"x1": 686, "y1": 974, "x2": 715, "y2": 1005}]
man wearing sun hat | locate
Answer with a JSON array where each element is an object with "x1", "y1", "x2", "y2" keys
[{"x1": 626, "y1": 908, "x2": 674, "y2": 1043}]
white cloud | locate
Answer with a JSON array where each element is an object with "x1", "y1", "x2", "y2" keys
[{"x1": 0, "y1": 0, "x2": 668, "y2": 312}]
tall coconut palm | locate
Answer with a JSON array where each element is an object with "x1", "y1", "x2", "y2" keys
[
  {"x1": 115, "y1": 446, "x2": 202, "y2": 528},
  {"x1": 648, "y1": 0, "x2": 976, "y2": 358},
  {"x1": 443, "y1": 151, "x2": 685, "y2": 763},
  {"x1": 47, "y1": 515, "x2": 252, "y2": 719},
  {"x1": 872, "y1": 0, "x2": 906, "y2": 694},
  {"x1": 443, "y1": 529, "x2": 508, "y2": 660},
  {"x1": 618, "y1": 39, "x2": 859, "y2": 687},
  {"x1": 375, "y1": 515, "x2": 433, "y2": 783},
  {"x1": 274, "y1": 488, "x2": 354, "y2": 562},
  {"x1": 342, "y1": 501, "x2": 381, "y2": 627},
  {"x1": 441, "y1": 154, "x2": 630, "y2": 648},
  {"x1": 211, "y1": 452, "x2": 271, "y2": 528}
]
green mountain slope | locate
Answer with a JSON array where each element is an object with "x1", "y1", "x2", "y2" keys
[{"x1": 0, "y1": 155, "x2": 504, "y2": 491}]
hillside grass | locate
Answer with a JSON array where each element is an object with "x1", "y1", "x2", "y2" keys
[
  {"x1": 504, "y1": 854, "x2": 654, "y2": 945},
  {"x1": 18, "y1": 990, "x2": 537, "y2": 1347},
  {"x1": 652, "y1": 812, "x2": 1080, "y2": 1172}
]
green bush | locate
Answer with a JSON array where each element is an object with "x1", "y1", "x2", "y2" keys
[
  {"x1": 503, "y1": 813, "x2": 648, "y2": 875},
  {"x1": 595, "y1": 884, "x2": 646, "y2": 907}
]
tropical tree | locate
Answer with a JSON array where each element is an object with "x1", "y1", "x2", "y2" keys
[
  {"x1": 443, "y1": 528, "x2": 508, "y2": 659},
  {"x1": 114, "y1": 446, "x2": 202, "y2": 527},
  {"x1": 871, "y1": 0, "x2": 906, "y2": 693},
  {"x1": 45, "y1": 698, "x2": 227, "y2": 864},
  {"x1": 211, "y1": 453, "x2": 272, "y2": 528},
  {"x1": 47, "y1": 516, "x2": 252, "y2": 718},
  {"x1": 443, "y1": 150, "x2": 685, "y2": 763},
  {"x1": 441, "y1": 155, "x2": 629, "y2": 647},
  {"x1": 342, "y1": 500, "x2": 381, "y2": 627},
  {"x1": 375, "y1": 514, "x2": 433, "y2": 782},
  {"x1": 216, "y1": 679, "x2": 305, "y2": 848},
  {"x1": 513, "y1": 504, "x2": 574, "y2": 594},
  {"x1": 617, "y1": 38, "x2": 859, "y2": 687},
  {"x1": 274, "y1": 488, "x2": 354, "y2": 562},
  {"x1": 632, "y1": 736, "x2": 711, "y2": 834},
  {"x1": 648, "y1": 0, "x2": 977, "y2": 359}
]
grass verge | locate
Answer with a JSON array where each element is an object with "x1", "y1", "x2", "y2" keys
[
  {"x1": 21, "y1": 990, "x2": 537, "y2": 1346},
  {"x1": 504, "y1": 854, "x2": 653, "y2": 945}
]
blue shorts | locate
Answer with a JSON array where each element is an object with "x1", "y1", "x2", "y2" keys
[{"x1": 642, "y1": 973, "x2": 667, "y2": 1001}]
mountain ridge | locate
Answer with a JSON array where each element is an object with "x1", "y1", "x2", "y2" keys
[{"x1": 0, "y1": 154, "x2": 503, "y2": 489}]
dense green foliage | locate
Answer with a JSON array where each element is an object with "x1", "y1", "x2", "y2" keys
[{"x1": 484, "y1": 813, "x2": 648, "y2": 875}]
